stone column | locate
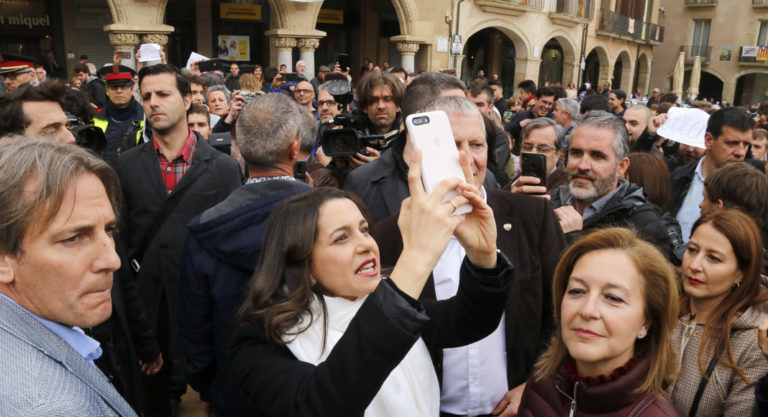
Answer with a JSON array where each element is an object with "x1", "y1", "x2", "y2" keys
[
  {"x1": 141, "y1": 33, "x2": 170, "y2": 49},
  {"x1": 272, "y1": 37, "x2": 297, "y2": 72},
  {"x1": 108, "y1": 33, "x2": 141, "y2": 69},
  {"x1": 297, "y1": 38, "x2": 320, "y2": 80},
  {"x1": 396, "y1": 43, "x2": 420, "y2": 73}
]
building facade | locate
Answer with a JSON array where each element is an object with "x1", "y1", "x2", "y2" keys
[
  {"x1": 650, "y1": 0, "x2": 768, "y2": 106},
  {"x1": 9, "y1": 0, "x2": 665, "y2": 99}
]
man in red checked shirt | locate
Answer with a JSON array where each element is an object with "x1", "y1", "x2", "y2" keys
[{"x1": 114, "y1": 64, "x2": 241, "y2": 417}]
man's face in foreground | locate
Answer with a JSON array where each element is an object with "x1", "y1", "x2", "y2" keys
[{"x1": 0, "y1": 174, "x2": 120, "y2": 328}]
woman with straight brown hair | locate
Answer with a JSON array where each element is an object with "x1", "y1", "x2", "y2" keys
[
  {"x1": 669, "y1": 209, "x2": 768, "y2": 416},
  {"x1": 518, "y1": 227, "x2": 680, "y2": 416}
]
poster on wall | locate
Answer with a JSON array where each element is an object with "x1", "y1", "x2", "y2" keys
[
  {"x1": 217, "y1": 35, "x2": 249, "y2": 61},
  {"x1": 719, "y1": 46, "x2": 732, "y2": 62}
]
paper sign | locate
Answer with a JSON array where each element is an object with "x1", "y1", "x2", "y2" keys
[
  {"x1": 217, "y1": 35, "x2": 250, "y2": 61},
  {"x1": 437, "y1": 38, "x2": 448, "y2": 53},
  {"x1": 656, "y1": 107, "x2": 710, "y2": 149},
  {"x1": 186, "y1": 52, "x2": 210, "y2": 70},
  {"x1": 138, "y1": 43, "x2": 162, "y2": 62}
]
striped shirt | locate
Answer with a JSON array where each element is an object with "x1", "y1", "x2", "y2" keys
[{"x1": 154, "y1": 130, "x2": 197, "y2": 192}]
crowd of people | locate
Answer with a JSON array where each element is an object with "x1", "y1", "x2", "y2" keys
[{"x1": 1, "y1": 46, "x2": 768, "y2": 417}]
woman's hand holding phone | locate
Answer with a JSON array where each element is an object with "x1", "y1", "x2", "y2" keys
[
  {"x1": 391, "y1": 149, "x2": 468, "y2": 299},
  {"x1": 453, "y1": 151, "x2": 498, "y2": 269}
]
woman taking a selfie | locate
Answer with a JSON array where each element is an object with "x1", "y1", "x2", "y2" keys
[
  {"x1": 518, "y1": 227, "x2": 681, "y2": 416},
  {"x1": 668, "y1": 209, "x2": 768, "y2": 416},
  {"x1": 229, "y1": 151, "x2": 514, "y2": 416}
]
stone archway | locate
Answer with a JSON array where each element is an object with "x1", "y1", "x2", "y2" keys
[
  {"x1": 460, "y1": 21, "x2": 531, "y2": 90},
  {"x1": 541, "y1": 32, "x2": 579, "y2": 87},
  {"x1": 584, "y1": 45, "x2": 609, "y2": 89},
  {"x1": 613, "y1": 49, "x2": 633, "y2": 92},
  {"x1": 461, "y1": 27, "x2": 517, "y2": 95},
  {"x1": 633, "y1": 53, "x2": 650, "y2": 95},
  {"x1": 734, "y1": 72, "x2": 768, "y2": 106},
  {"x1": 389, "y1": 0, "x2": 418, "y2": 36}
]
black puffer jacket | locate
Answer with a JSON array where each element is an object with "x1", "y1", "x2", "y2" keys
[{"x1": 551, "y1": 179, "x2": 683, "y2": 264}]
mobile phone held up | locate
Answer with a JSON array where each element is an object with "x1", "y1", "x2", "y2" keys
[
  {"x1": 521, "y1": 152, "x2": 547, "y2": 192},
  {"x1": 405, "y1": 110, "x2": 472, "y2": 215}
]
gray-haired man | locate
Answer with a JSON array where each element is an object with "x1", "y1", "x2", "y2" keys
[
  {"x1": 179, "y1": 93, "x2": 310, "y2": 417},
  {"x1": 550, "y1": 110, "x2": 678, "y2": 262}
]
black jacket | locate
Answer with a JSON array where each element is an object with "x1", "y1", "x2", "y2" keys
[
  {"x1": 552, "y1": 179, "x2": 681, "y2": 263},
  {"x1": 229, "y1": 255, "x2": 514, "y2": 417},
  {"x1": 114, "y1": 133, "x2": 241, "y2": 363},
  {"x1": 666, "y1": 159, "x2": 698, "y2": 217},
  {"x1": 180, "y1": 179, "x2": 310, "y2": 417}
]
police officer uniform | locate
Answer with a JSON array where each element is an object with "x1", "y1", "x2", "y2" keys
[
  {"x1": 94, "y1": 65, "x2": 145, "y2": 164},
  {"x1": 0, "y1": 54, "x2": 38, "y2": 92}
]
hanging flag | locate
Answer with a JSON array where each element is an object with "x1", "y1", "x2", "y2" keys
[{"x1": 757, "y1": 46, "x2": 768, "y2": 62}]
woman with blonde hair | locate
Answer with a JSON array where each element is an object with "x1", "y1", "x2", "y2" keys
[
  {"x1": 669, "y1": 209, "x2": 768, "y2": 416},
  {"x1": 518, "y1": 227, "x2": 680, "y2": 416}
]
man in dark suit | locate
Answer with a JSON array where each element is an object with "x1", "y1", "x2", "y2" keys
[
  {"x1": 114, "y1": 64, "x2": 241, "y2": 416},
  {"x1": 374, "y1": 96, "x2": 566, "y2": 417},
  {"x1": 0, "y1": 138, "x2": 136, "y2": 416}
]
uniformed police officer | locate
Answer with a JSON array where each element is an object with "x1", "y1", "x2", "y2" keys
[
  {"x1": 0, "y1": 54, "x2": 38, "y2": 92},
  {"x1": 94, "y1": 64, "x2": 145, "y2": 164}
]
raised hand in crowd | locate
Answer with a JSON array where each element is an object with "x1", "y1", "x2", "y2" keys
[{"x1": 224, "y1": 89, "x2": 245, "y2": 125}]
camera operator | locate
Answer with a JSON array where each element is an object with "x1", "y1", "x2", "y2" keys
[
  {"x1": 356, "y1": 70, "x2": 404, "y2": 139},
  {"x1": 313, "y1": 71, "x2": 404, "y2": 188}
]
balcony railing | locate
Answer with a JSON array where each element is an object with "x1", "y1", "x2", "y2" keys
[
  {"x1": 680, "y1": 45, "x2": 712, "y2": 62},
  {"x1": 754, "y1": 0, "x2": 768, "y2": 7},
  {"x1": 644, "y1": 22, "x2": 665, "y2": 43},
  {"x1": 685, "y1": 0, "x2": 718, "y2": 5},
  {"x1": 554, "y1": 0, "x2": 593, "y2": 19},
  {"x1": 738, "y1": 46, "x2": 768, "y2": 63},
  {"x1": 596, "y1": 9, "x2": 664, "y2": 43}
]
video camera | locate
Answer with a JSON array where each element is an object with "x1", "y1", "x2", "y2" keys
[
  {"x1": 66, "y1": 113, "x2": 106, "y2": 156},
  {"x1": 319, "y1": 79, "x2": 395, "y2": 157}
]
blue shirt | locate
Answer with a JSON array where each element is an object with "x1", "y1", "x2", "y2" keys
[
  {"x1": 676, "y1": 156, "x2": 706, "y2": 242},
  {"x1": 0, "y1": 293, "x2": 102, "y2": 366}
]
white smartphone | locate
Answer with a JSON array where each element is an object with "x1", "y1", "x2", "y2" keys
[{"x1": 405, "y1": 110, "x2": 472, "y2": 215}]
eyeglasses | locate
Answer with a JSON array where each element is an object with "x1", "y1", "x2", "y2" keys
[
  {"x1": 295, "y1": 89, "x2": 313, "y2": 95},
  {"x1": 521, "y1": 143, "x2": 556, "y2": 154},
  {"x1": 317, "y1": 100, "x2": 337, "y2": 107},
  {"x1": 5, "y1": 69, "x2": 34, "y2": 80}
]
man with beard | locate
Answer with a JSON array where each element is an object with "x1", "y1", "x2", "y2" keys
[
  {"x1": 94, "y1": 65, "x2": 144, "y2": 163},
  {"x1": 549, "y1": 110, "x2": 676, "y2": 261}
]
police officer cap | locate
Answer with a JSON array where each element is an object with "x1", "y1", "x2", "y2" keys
[
  {"x1": 0, "y1": 53, "x2": 37, "y2": 76},
  {"x1": 98, "y1": 64, "x2": 136, "y2": 86}
]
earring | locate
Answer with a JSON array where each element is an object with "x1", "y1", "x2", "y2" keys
[
  {"x1": 637, "y1": 331, "x2": 646, "y2": 339},
  {"x1": 732, "y1": 282, "x2": 741, "y2": 290}
]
